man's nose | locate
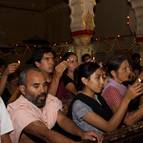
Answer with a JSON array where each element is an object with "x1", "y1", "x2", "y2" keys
[
  {"x1": 49, "y1": 59, "x2": 54, "y2": 64},
  {"x1": 100, "y1": 77, "x2": 105, "y2": 86},
  {"x1": 39, "y1": 85, "x2": 45, "y2": 93},
  {"x1": 127, "y1": 67, "x2": 131, "y2": 74}
]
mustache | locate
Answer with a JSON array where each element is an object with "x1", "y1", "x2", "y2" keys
[{"x1": 38, "y1": 92, "x2": 47, "y2": 97}]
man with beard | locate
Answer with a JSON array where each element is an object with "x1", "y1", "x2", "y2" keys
[
  {"x1": 27, "y1": 46, "x2": 68, "y2": 96},
  {"x1": 7, "y1": 66, "x2": 100, "y2": 143}
]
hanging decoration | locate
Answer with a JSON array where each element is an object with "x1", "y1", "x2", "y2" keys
[{"x1": 69, "y1": 0, "x2": 96, "y2": 46}]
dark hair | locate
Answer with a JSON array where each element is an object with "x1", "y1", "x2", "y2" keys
[
  {"x1": 62, "y1": 52, "x2": 76, "y2": 61},
  {"x1": 81, "y1": 53, "x2": 91, "y2": 63},
  {"x1": 131, "y1": 53, "x2": 142, "y2": 72},
  {"x1": 107, "y1": 54, "x2": 129, "y2": 77},
  {"x1": 18, "y1": 65, "x2": 41, "y2": 85},
  {"x1": 132, "y1": 53, "x2": 141, "y2": 60},
  {"x1": 7, "y1": 70, "x2": 20, "y2": 82},
  {"x1": 74, "y1": 62, "x2": 100, "y2": 91},
  {"x1": 27, "y1": 46, "x2": 55, "y2": 65},
  {"x1": 0, "y1": 58, "x2": 6, "y2": 67}
]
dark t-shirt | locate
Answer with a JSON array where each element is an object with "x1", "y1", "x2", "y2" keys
[{"x1": 56, "y1": 73, "x2": 75, "y2": 101}]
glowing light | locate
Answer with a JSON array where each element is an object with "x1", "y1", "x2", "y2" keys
[
  {"x1": 138, "y1": 78, "x2": 142, "y2": 83},
  {"x1": 17, "y1": 60, "x2": 21, "y2": 64},
  {"x1": 117, "y1": 34, "x2": 120, "y2": 38}
]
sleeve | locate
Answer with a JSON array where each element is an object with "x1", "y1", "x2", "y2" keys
[
  {"x1": 102, "y1": 86, "x2": 122, "y2": 111},
  {"x1": 49, "y1": 95, "x2": 63, "y2": 111},
  {"x1": 10, "y1": 108, "x2": 40, "y2": 133},
  {"x1": 54, "y1": 97, "x2": 63, "y2": 112},
  {"x1": 0, "y1": 98, "x2": 13, "y2": 135},
  {"x1": 7, "y1": 105, "x2": 42, "y2": 143},
  {"x1": 72, "y1": 100, "x2": 92, "y2": 121}
]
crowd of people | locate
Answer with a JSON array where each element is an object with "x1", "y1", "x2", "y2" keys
[{"x1": 0, "y1": 46, "x2": 143, "y2": 143}]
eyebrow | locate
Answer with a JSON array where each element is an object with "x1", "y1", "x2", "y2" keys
[
  {"x1": 43, "y1": 56, "x2": 54, "y2": 58},
  {"x1": 95, "y1": 73, "x2": 103, "y2": 76},
  {"x1": 32, "y1": 83, "x2": 40, "y2": 86}
]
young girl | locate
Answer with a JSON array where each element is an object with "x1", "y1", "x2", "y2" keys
[
  {"x1": 56, "y1": 52, "x2": 78, "y2": 113},
  {"x1": 68, "y1": 62, "x2": 143, "y2": 135}
]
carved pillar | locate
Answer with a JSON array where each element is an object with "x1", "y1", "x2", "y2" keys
[
  {"x1": 69, "y1": 0, "x2": 96, "y2": 62},
  {"x1": 128, "y1": 0, "x2": 143, "y2": 39}
]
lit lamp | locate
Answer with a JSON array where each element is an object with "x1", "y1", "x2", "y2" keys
[{"x1": 69, "y1": 0, "x2": 96, "y2": 61}]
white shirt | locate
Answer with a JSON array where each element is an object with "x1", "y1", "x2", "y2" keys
[{"x1": 0, "y1": 97, "x2": 13, "y2": 142}]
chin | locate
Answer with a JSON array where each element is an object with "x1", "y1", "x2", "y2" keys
[
  {"x1": 95, "y1": 90, "x2": 101, "y2": 94},
  {"x1": 48, "y1": 70, "x2": 54, "y2": 74},
  {"x1": 123, "y1": 78, "x2": 129, "y2": 82},
  {"x1": 37, "y1": 100, "x2": 46, "y2": 108},
  {"x1": 37, "y1": 103, "x2": 46, "y2": 108}
]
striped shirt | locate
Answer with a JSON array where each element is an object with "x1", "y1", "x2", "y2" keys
[{"x1": 102, "y1": 79, "x2": 127, "y2": 112}]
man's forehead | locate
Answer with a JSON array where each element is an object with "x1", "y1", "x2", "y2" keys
[
  {"x1": 43, "y1": 52, "x2": 54, "y2": 58},
  {"x1": 26, "y1": 70, "x2": 44, "y2": 80}
]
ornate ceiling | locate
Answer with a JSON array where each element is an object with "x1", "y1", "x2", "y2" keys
[{"x1": 0, "y1": 0, "x2": 68, "y2": 12}]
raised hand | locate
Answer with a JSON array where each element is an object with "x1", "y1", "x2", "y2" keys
[
  {"x1": 126, "y1": 82, "x2": 143, "y2": 100},
  {"x1": 4, "y1": 62, "x2": 20, "y2": 76},
  {"x1": 138, "y1": 71, "x2": 143, "y2": 81},
  {"x1": 55, "y1": 61, "x2": 68, "y2": 77}
]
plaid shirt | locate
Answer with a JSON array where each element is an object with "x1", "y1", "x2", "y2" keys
[{"x1": 102, "y1": 79, "x2": 127, "y2": 112}]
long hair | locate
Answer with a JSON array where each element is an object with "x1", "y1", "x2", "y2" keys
[{"x1": 74, "y1": 62, "x2": 100, "y2": 91}]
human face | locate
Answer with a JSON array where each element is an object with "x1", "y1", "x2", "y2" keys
[
  {"x1": 22, "y1": 70, "x2": 48, "y2": 108},
  {"x1": 84, "y1": 68, "x2": 105, "y2": 94},
  {"x1": 67, "y1": 55, "x2": 79, "y2": 72},
  {"x1": 37, "y1": 52, "x2": 55, "y2": 74},
  {"x1": 84, "y1": 56, "x2": 92, "y2": 63},
  {"x1": 113, "y1": 60, "x2": 131, "y2": 83}
]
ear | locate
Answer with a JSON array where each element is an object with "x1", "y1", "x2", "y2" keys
[
  {"x1": 111, "y1": 70, "x2": 116, "y2": 78},
  {"x1": 81, "y1": 77, "x2": 88, "y2": 85},
  {"x1": 19, "y1": 85, "x2": 26, "y2": 95},
  {"x1": 35, "y1": 61, "x2": 40, "y2": 68}
]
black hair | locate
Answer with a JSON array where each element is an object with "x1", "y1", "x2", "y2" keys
[
  {"x1": 27, "y1": 46, "x2": 55, "y2": 65},
  {"x1": 107, "y1": 54, "x2": 129, "y2": 77},
  {"x1": 18, "y1": 65, "x2": 41, "y2": 85},
  {"x1": 81, "y1": 53, "x2": 91, "y2": 63},
  {"x1": 132, "y1": 53, "x2": 141, "y2": 60},
  {"x1": 74, "y1": 62, "x2": 100, "y2": 91},
  {"x1": 131, "y1": 53, "x2": 142, "y2": 72},
  {"x1": 62, "y1": 52, "x2": 76, "y2": 61}
]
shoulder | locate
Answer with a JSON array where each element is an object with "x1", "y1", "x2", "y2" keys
[
  {"x1": 47, "y1": 94, "x2": 62, "y2": 103},
  {"x1": 0, "y1": 98, "x2": 14, "y2": 135},
  {"x1": 105, "y1": 86, "x2": 119, "y2": 92},
  {"x1": 0, "y1": 97, "x2": 10, "y2": 117},
  {"x1": 102, "y1": 85, "x2": 119, "y2": 96},
  {"x1": 0, "y1": 97, "x2": 5, "y2": 110},
  {"x1": 7, "y1": 95, "x2": 38, "y2": 117},
  {"x1": 72, "y1": 100, "x2": 92, "y2": 119},
  {"x1": 46, "y1": 94, "x2": 62, "y2": 108},
  {"x1": 72, "y1": 100, "x2": 92, "y2": 113}
]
